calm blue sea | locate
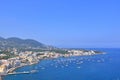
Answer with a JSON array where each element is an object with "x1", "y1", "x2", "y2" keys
[{"x1": 4, "y1": 48, "x2": 120, "y2": 80}]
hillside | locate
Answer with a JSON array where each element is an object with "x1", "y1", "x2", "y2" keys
[{"x1": 0, "y1": 37, "x2": 48, "y2": 49}]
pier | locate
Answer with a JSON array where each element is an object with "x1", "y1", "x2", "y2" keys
[
  {"x1": 8, "y1": 70, "x2": 38, "y2": 75},
  {"x1": 8, "y1": 71, "x2": 30, "y2": 75}
]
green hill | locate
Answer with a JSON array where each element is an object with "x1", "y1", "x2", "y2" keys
[{"x1": 0, "y1": 37, "x2": 48, "y2": 49}]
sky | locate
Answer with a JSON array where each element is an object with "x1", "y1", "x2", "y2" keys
[{"x1": 0, "y1": 0, "x2": 120, "y2": 48}]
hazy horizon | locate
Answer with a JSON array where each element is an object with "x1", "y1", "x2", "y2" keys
[
  {"x1": 0, "y1": 36, "x2": 120, "y2": 48},
  {"x1": 0, "y1": 0, "x2": 120, "y2": 48}
]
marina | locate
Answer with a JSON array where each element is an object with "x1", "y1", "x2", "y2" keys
[{"x1": 3, "y1": 48, "x2": 120, "y2": 80}]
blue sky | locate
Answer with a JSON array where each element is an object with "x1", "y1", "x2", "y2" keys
[{"x1": 0, "y1": 0, "x2": 120, "y2": 48}]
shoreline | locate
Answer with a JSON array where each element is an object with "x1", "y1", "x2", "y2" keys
[
  {"x1": 1, "y1": 52, "x2": 104, "y2": 80},
  {"x1": 6, "y1": 53, "x2": 104, "y2": 74},
  {"x1": 1, "y1": 62, "x2": 38, "y2": 80},
  {"x1": 7, "y1": 62, "x2": 38, "y2": 73}
]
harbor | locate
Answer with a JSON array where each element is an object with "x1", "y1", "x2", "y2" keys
[{"x1": 4, "y1": 49, "x2": 120, "y2": 80}]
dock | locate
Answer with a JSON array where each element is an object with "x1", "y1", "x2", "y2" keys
[
  {"x1": 8, "y1": 70, "x2": 38, "y2": 75},
  {"x1": 8, "y1": 71, "x2": 30, "y2": 75}
]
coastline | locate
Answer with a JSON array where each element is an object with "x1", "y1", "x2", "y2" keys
[
  {"x1": 1, "y1": 62, "x2": 38, "y2": 80},
  {"x1": 7, "y1": 62, "x2": 38, "y2": 74},
  {"x1": 6, "y1": 53, "x2": 103, "y2": 74},
  {"x1": 1, "y1": 50, "x2": 104, "y2": 80}
]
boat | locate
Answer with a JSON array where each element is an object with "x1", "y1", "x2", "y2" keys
[
  {"x1": 77, "y1": 67, "x2": 81, "y2": 69},
  {"x1": 30, "y1": 70, "x2": 38, "y2": 73}
]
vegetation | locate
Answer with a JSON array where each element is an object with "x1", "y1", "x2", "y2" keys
[
  {"x1": 0, "y1": 51, "x2": 16, "y2": 59},
  {"x1": 50, "y1": 49, "x2": 68, "y2": 54},
  {"x1": 0, "y1": 37, "x2": 49, "y2": 50}
]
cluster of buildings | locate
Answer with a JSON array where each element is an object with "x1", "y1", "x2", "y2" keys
[
  {"x1": 0, "y1": 49, "x2": 101, "y2": 75},
  {"x1": 0, "y1": 50, "x2": 62, "y2": 75}
]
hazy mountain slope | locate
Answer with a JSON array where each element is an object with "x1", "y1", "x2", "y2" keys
[{"x1": 0, "y1": 37, "x2": 47, "y2": 49}]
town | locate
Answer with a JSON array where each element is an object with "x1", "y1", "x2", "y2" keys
[{"x1": 0, "y1": 48, "x2": 102, "y2": 76}]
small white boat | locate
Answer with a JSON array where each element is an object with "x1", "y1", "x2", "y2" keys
[
  {"x1": 41, "y1": 67, "x2": 45, "y2": 69},
  {"x1": 77, "y1": 67, "x2": 81, "y2": 69}
]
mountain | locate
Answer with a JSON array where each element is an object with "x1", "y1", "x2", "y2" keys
[{"x1": 0, "y1": 37, "x2": 49, "y2": 49}]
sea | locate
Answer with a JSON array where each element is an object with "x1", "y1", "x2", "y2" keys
[{"x1": 3, "y1": 48, "x2": 120, "y2": 80}]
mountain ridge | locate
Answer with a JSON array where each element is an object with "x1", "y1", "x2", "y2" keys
[{"x1": 0, "y1": 37, "x2": 49, "y2": 49}]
